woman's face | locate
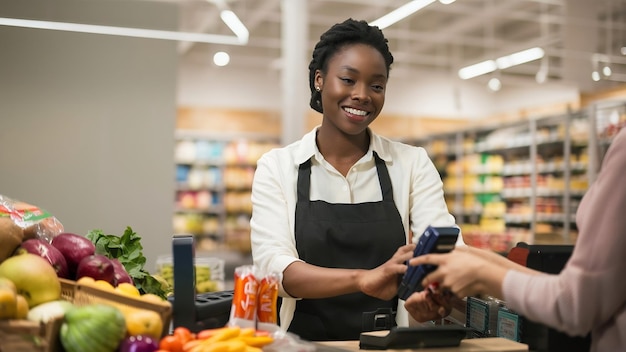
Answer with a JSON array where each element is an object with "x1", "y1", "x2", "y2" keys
[{"x1": 316, "y1": 43, "x2": 388, "y2": 136}]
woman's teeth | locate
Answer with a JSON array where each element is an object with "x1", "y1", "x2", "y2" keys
[{"x1": 344, "y1": 107, "x2": 368, "y2": 116}]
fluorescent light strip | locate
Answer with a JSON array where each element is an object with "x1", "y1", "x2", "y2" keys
[
  {"x1": 370, "y1": 0, "x2": 436, "y2": 29},
  {"x1": 458, "y1": 47, "x2": 545, "y2": 80},
  {"x1": 0, "y1": 17, "x2": 248, "y2": 45},
  {"x1": 495, "y1": 47, "x2": 544, "y2": 70},
  {"x1": 220, "y1": 10, "x2": 249, "y2": 43},
  {"x1": 458, "y1": 60, "x2": 497, "y2": 80}
]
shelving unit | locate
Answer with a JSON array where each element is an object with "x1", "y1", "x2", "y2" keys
[
  {"x1": 173, "y1": 130, "x2": 280, "y2": 253},
  {"x1": 411, "y1": 107, "x2": 604, "y2": 252}
]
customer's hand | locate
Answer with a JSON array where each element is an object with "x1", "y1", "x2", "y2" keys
[
  {"x1": 404, "y1": 288, "x2": 452, "y2": 322},
  {"x1": 409, "y1": 247, "x2": 508, "y2": 299},
  {"x1": 358, "y1": 243, "x2": 416, "y2": 301}
]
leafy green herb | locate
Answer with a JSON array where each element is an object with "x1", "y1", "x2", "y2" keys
[{"x1": 86, "y1": 227, "x2": 167, "y2": 299}]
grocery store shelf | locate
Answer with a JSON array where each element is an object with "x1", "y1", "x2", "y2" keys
[{"x1": 411, "y1": 102, "x2": 624, "y2": 251}]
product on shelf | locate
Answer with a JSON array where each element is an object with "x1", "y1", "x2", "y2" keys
[
  {"x1": 173, "y1": 132, "x2": 280, "y2": 253},
  {"x1": 156, "y1": 255, "x2": 224, "y2": 294},
  {"x1": 415, "y1": 111, "x2": 606, "y2": 251}
]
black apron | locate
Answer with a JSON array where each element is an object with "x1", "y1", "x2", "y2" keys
[{"x1": 289, "y1": 151, "x2": 406, "y2": 341}]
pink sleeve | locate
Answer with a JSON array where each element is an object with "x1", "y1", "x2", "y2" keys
[{"x1": 502, "y1": 128, "x2": 626, "y2": 336}]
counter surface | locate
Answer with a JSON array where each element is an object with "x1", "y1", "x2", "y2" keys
[{"x1": 317, "y1": 337, "x2": 528, "y2": 351}]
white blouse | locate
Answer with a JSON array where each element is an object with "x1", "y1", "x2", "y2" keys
[{"x1": 250, "y1": 127, "x2": 462, "y2": 330}]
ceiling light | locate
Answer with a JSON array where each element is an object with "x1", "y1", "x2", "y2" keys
[
  {"x1": 458, "y1": 60, "x2": 497, "y2": 80},
  {"x1": 439, "y1": 0, "x2": 457, "y2": 4},
  {"x1": 0, "y1": 16, "x2": 248, "y2": 45},
  {"x1": 220, "y1": 10, "x2": 249, "y2": 43},
  {"x1": 495, "y1": 47, "x2": 544, "y2": 70},
  {"x1": 602, "y1": 65, "x2": 612, "y2": 77},
  {"x1": 535, "y1": 56, "x2": 548, "y2": 84},
  {"x1": 458, "y1": 47, "x2": 544, "y2": 80},
  {"x1": 536, "y1": 69, "x2": 547, "y2": 84},
  {"x1": 213, "y1": 51, "x2": 230, "y2": 66},
  {"x1": 488, "y1": 77, "x2": 502, "y2": 91},
  {"x1": 591, "y1": 71, "x2": 601, "y2": 81},
  {"x1": 370, "y1": 0, "x2": 436, "y2": 30}
]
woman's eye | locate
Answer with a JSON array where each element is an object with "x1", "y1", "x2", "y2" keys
[
  {"x1": 341, "y1": 77, "x2": 354, "y2": 84},
  {"x1": 372, "y1": 85, "x2": 384, "y2": 92}
]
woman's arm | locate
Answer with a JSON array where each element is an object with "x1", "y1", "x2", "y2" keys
[
  {"x1": 407, "y1": 148, "x2": 459, "y2": 243},
  {"x1": 282, "y1": 244, "x2": 415, "y2": 300},
  {"x1": 250, "y1": 153, "x2": 301, "y2": 296}
]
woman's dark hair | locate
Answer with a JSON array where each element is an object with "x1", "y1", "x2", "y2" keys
[{"x1": 308, "y1": 18, "x2": 394, "y2": 113}]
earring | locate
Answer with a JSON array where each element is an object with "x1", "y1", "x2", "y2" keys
[{"x1": 315, "y1": 86, "x2": 320, "y2": 92}]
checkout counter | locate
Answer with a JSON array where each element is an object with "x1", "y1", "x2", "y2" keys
[
  {"x1": 169, "y1": 237, "x2": 592, "y2": 352},
  {"x1": 317, "y1": 337, "x2": 528, "y2": 351}
]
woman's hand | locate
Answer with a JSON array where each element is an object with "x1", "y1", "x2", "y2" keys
[
  {"x1": 404, "y1": 288, "x2": 452, "y2": 322},
  {"x1": 358, "y1": 243, "x2": 416, "y2": 300},
  {"x1": 409, "y1": 247, "x2": 508, "y2": 299}
]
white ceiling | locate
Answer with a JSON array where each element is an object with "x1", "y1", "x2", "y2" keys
[{"x1": 176, "y1": 0, "x2": 626, "y2": 93}]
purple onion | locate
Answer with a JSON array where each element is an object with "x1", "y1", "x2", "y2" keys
[{"x1": 118, "y1": 335, "x2": 159, "y2": 352}]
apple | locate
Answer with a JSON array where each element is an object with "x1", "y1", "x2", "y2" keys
[
  {"x1": 51, "y1": 232, "x2": 95, "y2": 279},
  {"x1": 17, "y1": 239, "x2": 69, "y2": 279},
  {"x1": 0, "y1": 253, "x2": 61, "y2": 308},
  {"x1": 76, "y1": 254, "x2": 115, "y2": 285},
  {"x1": 110, "y1": 258, "x2": 134, "y2": 286}
]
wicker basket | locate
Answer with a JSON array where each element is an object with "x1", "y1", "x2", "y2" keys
[{"x1": 0, "y1": 278, "x2": 172, "y2": 352}]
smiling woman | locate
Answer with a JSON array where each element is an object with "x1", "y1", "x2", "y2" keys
[{"x1": 249, "y1": 18, "x2": 463, "y2": 342}]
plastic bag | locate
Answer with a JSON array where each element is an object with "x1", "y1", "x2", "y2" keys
[
  {"x1": 264, "y1": 331, "x2": 316, "y2": 352},
  {"x1": 0, "y1": 194, "x2": 64, "y2": 243}
]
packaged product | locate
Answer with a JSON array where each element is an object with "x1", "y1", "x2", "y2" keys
[{"x1": 0, "y1": 194, "x2": 64, "y2": 261}]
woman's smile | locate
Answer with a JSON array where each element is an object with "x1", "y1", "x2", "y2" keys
[{"x1": 343, "y1": 106, "x2": 370, "y2": 123}]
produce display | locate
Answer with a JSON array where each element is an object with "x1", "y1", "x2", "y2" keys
[
  {"x1": 0, "y1": 195, "x2": 174, "y2": 351},
  {"x1": 0, "y1": 194, "x2": 298, "y2": 352},
  {"x1": 156, "y1": 326, "x2": 274, "y2": 352}
]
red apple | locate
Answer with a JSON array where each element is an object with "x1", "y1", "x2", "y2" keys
[
  {"x1": 51, "y1": 232, "x2": 95, "y2": 279},
  {"x1": 17, "y1": 239, "x2": 69, "y2": 279},
  {"x1": 76, "y1": 254, "x2": 115, "y2": 284},
  {"x1": 111, "y1": 258, "x2": 134, "y2": 286}
]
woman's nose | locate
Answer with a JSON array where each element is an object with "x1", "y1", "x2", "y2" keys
[{"x1": 352, "y1": 84, "x2": 371, "y2": 103}]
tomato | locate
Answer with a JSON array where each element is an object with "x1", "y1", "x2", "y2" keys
[
  {"x1": 159, "y1": 335, "x2": 184, "y2": 352},
  {"x1": 173, "y1": 326, "x2": 194, "y2": 344}
]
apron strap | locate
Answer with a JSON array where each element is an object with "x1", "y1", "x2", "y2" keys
[
  {"x1": 297, "y1": 159, "x2": 312, "y2": 202},
  {"x1": 373, "y1": 151, "x2": 394, "y2": 202}
]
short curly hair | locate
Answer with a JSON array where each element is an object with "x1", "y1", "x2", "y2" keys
[{"x1": 308, "y1": 18, "x2": 394, "y2": 113}]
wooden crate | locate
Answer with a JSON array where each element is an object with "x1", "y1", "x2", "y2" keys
[{"x1": 0, "y1": 279, "x2": 172, "y2": 352}]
